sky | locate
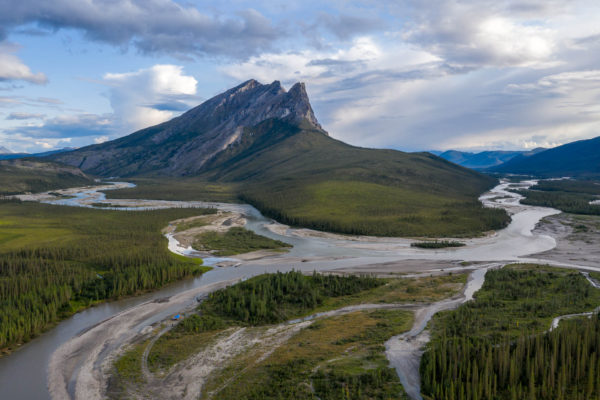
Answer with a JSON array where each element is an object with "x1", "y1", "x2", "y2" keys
[{"x1": 1, "y1": 0, "x2": 600, "y2": 154}]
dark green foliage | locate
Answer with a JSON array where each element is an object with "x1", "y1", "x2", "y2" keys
[
  {"x1": 230, "y1": 361, "x2": 404, "y2": 400},
  {"x1": 411, "y1": 241, "x2": 465, "y2": 249},
  {"x1": 422, "y1": 315, "x2": 600, "y2": 400},
  {"x1": 0, "y1": 201, "x2": 212, "y2": 350},
  {"x1": 517, "y1": 180, "x2": 600, "y2": 215},
  {"x1": 178, "y1": 314, "x2": 227, "y2": 333},
  {"x1": 194, "y1": 227, "x2": 291, "y2": 255},
  {"x1": 193, "y1": 271, "x2": 382, "y2": 327},
  {"x1": 420, "y1": 265, "x2": 600, "y2": 399},
  {"x1": 532, "y1": 179, "x2": 600, "y2": 195}
]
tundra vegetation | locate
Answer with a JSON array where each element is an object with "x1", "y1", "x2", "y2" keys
[
  {"x1": 0, "y1": 200, "x2": 213, "y2": 353},
  {"x1": 420, "y1": 264, "x2": 600, "y2": 400}
]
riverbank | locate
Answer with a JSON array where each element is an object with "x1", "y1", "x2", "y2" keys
[
  {"x1": 0, "y1": 178, "x2": 588, "y2": 399},
  {"x1": 107, "y1": 272, "x2": 466, "y2": 400}
]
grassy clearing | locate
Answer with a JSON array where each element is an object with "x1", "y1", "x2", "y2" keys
[
  {"x1": 204, "y1": 309, "x2": 413, "y2": 400},
  {"x1": 192, "y1": 226, "x2": 292, "y2": 256},
  {"x1": 0, "y1": 200, "x2": 214, "y2": 353},
  {"x1": 147, "y1": 328, "x2": 232, "y2": 374},
  {"x1": 107, "y1": 340, "x2": 149, "y2": 399},
  {"x1": 421, "y1": 264, "x2": 600, "y2": 399},
  {"x1": 173, "y1": 213, "x2": 217, "y2": 232}
]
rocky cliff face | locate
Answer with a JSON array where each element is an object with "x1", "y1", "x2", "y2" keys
[{"x1": 52, "y1": 80, "x2": 324, "y2": 176}]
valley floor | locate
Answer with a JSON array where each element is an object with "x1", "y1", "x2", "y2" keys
[{"x1": 2, "y1": 178, "x2": 600, "y2": 400}]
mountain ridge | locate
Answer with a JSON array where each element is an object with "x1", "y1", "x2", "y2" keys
[
  {"x1": 437, "y1": 148, "x2": 545, "y2": 169},
  {"x1": 52, "y1": 79, "x2": 323, "y2": 176},
  {"x1": 491, "y1": 136, "x2": 600, "y2": 177}
]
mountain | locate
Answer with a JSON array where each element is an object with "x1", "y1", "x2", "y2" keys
[
  {"x1": 438, "y1": 149, "x2": 545, "y2": 169},
  {"x1": 0, "y1": 159, "x2": 93, "y2": 195},
  {"x1": 53, "y1": 80, "x2": 321, "y2": 177},
  {"x1": 0, "y1": 146, "x2": 13, "y2": 154},
  {"x1": 492, "y1": 136, "x2": 600, "y2": 177},
  {"x1": 0, "y1": 147, "x2": 76, "y2": 161},
  {"x1": 51, "y1": 79, "x2": 508, "y2": 237}
]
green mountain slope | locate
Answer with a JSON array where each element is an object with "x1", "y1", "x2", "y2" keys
[
  {"x1": 492, "y1": 136, "x2": 600, "y2": 177},
  {"x1": 200, "y1": 119, "x2": 508, "y2": 237}
]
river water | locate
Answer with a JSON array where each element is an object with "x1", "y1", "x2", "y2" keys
[{"x1": 0, "y1": 180, "x2": 567, "y2": 399}]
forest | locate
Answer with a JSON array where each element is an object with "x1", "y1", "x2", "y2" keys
[
  {"x1": 0, "y1": 200, "x2": 213, "y2": 352},
  {"x1": 185, "y1": 270, "x2": 382, "y2": 328},
  {"x1": 420, "y1": 265, "x2": 600, "y2": 399},
  {"x1": 517, "y1": 179, "x2": 600, "y2": 215}
]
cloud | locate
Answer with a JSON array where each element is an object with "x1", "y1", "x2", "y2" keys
[
  {"x1": 0, "y1": 42, "x2": 47, "y2": 84},
  {"x1": 94, "y1": 136, "x2": 109, "y2": 144},
  {"x1": 6, "y1": 113, "x2": 114, "y2": 139},
  {"x1": 6, "y1": 112, "x2": 45, "y2": 120},
  {"x1": 0, "y1": 1, "x2": 279, "y2": 60},
  {"x1": 402, "y1": 1, "x2": 558, "y2": 68},
  {"x1": 104, "y1": 64, "x2": 198, "y2": 132},
  {"x1": 313, "y1": 13, "x2": 384, "y2": 40}
]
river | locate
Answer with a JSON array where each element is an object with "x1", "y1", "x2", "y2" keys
[{"x1": 0, "y1": 179, "x2": 583, "y2": 399}]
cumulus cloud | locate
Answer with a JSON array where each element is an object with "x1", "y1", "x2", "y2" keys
[
  {"x1": 0, "y1": 0, "x2": 278, "y2": 60},
  {"x1": 0, "y1": 42, "x2": 47, "y2": 84},
  {"x1": 401, "y1": 0, "x2": 558, "y2": 68},
  {"x1": 104, "y1": 64, "x2": 198, "y2": 132}
]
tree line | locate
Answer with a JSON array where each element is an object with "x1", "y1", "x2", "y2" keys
[
  {"x1": 420, "y1": 265, "x2": 600, "y2": 399},
  {"x1": 0, "y1": 200, "x2": 213, "y2": 350}
]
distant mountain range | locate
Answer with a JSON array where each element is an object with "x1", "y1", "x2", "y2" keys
[
  {"x1": 49, "y1": 79, "x2": 506, "y2": 237},
  {"x1": 492, "y1": 136, "x2": 600, "y2": 178},
  {"x1": 436, "y1": 149, "x2": 545, "y2": 169},
  {"x1": 0, "y1": 148, "x2": 75, "y2": 160}
]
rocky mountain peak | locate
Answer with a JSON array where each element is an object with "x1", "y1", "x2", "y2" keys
[
  {"x1": 51, "y1": 79, "x2": 325, "y2": 176},
  {"x1": 201, "y1": 79, "x2": 321, "y2": 130}
]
